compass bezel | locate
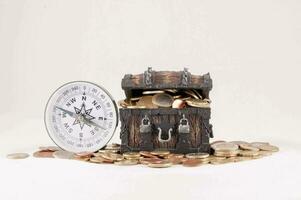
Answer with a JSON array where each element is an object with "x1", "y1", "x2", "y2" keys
[{"x1": 44, "y1": 80, "x2": 119, "y2": 153}]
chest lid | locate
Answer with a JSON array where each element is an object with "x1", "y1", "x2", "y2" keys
[{"x1": 121, "y1": 67, "x2": 212, "y2": 99}]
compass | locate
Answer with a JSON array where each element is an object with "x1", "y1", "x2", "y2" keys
[{"x1": 44, "y1": 81, "x2": 118, "y2": 153}]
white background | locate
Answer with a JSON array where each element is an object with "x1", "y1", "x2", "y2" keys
[{"x1": 0, "y1": 0, "x2": 300, "y2": 200}]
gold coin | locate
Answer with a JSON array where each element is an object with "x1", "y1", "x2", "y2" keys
[
  {"x1": 212, "y1": 142, "x2": 239, "y2": 151},
  {"x1": 210, "y1": 159, "x2": 233, "y2": 165},
  {"x1": 185, "y1": 153, "x2": 209, "y2": 159},
  {"x1": 148, "y1": 161, "x2": 173, "y2": 168},
  {"x1": 214, "y1": 150, "x2": 239, "y2": 157},
  {"x1": 7, "y1": 153, "x2": 30, "y2": 159},
  {"x1": 139, "y1": 151, "x2": 157, "y2": 158},
  {"x1": 150, "y1": 150, "x2": 170, "y2": 157},
  {"x1": 123, "y1": 152, "x2": 141, "y2": 159},
  {"x1": 142, "y1": 90, "x2": 165, "y2": 95},
  {"x1": 139, "y1": 157, "x2": 163, "y2": 165},
  {"x1": 167, "y1": 154, "x2": 185, "y2": 159},
  {"x1": 130, "y1": 97, "x2": 141, "y2": 101},
  {"x1": 239, "y1": 144, "x2": 259, "y2": 151},
  {"x1": 101, "y1": 153, "x2": 124, "y2": 161},
  {"x1": 258, "y1": 144, "x2": 279, "y2": 152},
  {"x1": 164, "y1": 89, "x2": 178, "y2": 94},
  {"x1": 257, "y1": 150, "x2": 273, "y2": 156},
  {"x1": 192, "y1": 89, "x2": 203, "y2": 99},
  {"x1": 250, "y1": 142, "x2": 270, "y2": 148},
  {"x1": 238, "y1": 150, "x2": 259, "y2": 157},
  {"x1": 152, "y1": 93, "x2": 174, "y2": 107},
  {"x1": 185, "y1": 99, "x2": 210, "y2": 108},
  {"x1": 137, "y1": 95, "x2": 158, "y2": 108},
  {"x1": 89, "y1": 156, "x2": 106, "y2": 163},
  {"x1": 114, "y1": 159, "x2": 138, "y2": 166}
]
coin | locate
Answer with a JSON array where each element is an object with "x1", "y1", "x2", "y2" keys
[
  {"x1": 257, "y1": 150, "x2": 273, "y2": 156},
  {"x1": 118, "y1": 99, "x2": 129, "y2": 108},
  {"x1": 250, "y1": 142, "x2": 270, "y2": 148},
  {"x1": 210, "y1": 159, "x2": 233, "y2": 165},
  {"x1": 39, "y1": 146, "x2": 61, "y2": 152},
  {"x1": 238, "y1": 150, "x2": 259, "y2": 157},
  {"x1": 212, "y1": 142, "x2": 239, "y2": 151},
  {"x1": 101, "y1": 153, "x2": 124, "y2": 161},
  {"x1": 130, "y1": 97, "x2": 141, "y2": 101},
  {"x1": 137, "y1": 95, "x2": 158, "y2": 108},
  {"x1": 229, "y1": 141, "x2": 249, "y2": 146},
  {"x1": 152, "y1": 93, "x2": 174, "y2": 107},
  {"x1": 75, "y1": 152, "x2": 93, "y2": 157},
  {"x1": 185, "y1": 153, "x2": 209, "y2": 159},
  {"x1": 167, "y1": 154, "x2": 185, "y2": 159},
  {"x1": 123, "y1": 152, "x2": 141, "y2": 159},
  {"x1": 214, "y1": 150, "x2": 239, "y2": 157},
  {"x1": 142, "y1": 90, "x2": 165, "y2": 95},
  {"x1": 139, "y1": 151, "x2": 157, "y2": 158},
  {"x1": 184, "y1": 90, "x2": 200, "y2": 99},
  {"x1": 239, "y1": 144, "x2": 259, "y2": 151},
  {"x1": 53, "y1": 150, "x2": 74, "y2": 159},
  {"x1": 7, "y1": 153, "x2": 29, "y2": 159},
  {"x1": 258, "y1": 144, "x2": 279, "y2": 152},
  {"x1": 89, "y1": 156, "x2": 106, "y2": 163},
  {"x1": 192, "y1": 89, "x2": 203, "y2": 99},
  {"x1": 139, "y1": 157, "x2": 163, "y2": 165},
  {"x1": 185, "y1": 99, "x2": 210, "y2": 108},
  {"x1": 148, "y1": 161, "x2": 173, "y2": 168},
  {"x1": 168, "y1": 157, "x2": 183, "y2": 164},
  {"x1": 150, "y1": 150, "x2": 170, "y2": 157},
  {"x1": 114, "y1": 159, "x2": 138, "y2": 166},
  {"x1": 182, "y1": 159, "x2": 202, "y2": 167},
  {"x1": 33, "y1": 151, "x2": 54, "y2": 158},
  {"x1": 172, "y1": 99, "x2": 186, "y2": 109}
]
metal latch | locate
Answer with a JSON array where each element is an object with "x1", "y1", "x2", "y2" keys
[
  {"x1": 158, "y1": 127, "x2": 172, "y2": 143},
  {"x1": 139, "y1": 115, "x2": 151, "y2": 133}
]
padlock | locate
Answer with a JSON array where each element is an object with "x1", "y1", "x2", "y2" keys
[
  {"x1": 178, "y1": 115, "x2": 190, "y2": 134},
  {"x1": 139, "y1": 115, "x2": 151, "y2": 133}
]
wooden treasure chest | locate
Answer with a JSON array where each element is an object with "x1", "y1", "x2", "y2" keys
[{"x1": 119, "y1": 67, "x2": 213, "y2": 154}]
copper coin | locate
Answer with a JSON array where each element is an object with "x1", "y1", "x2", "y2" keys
[
  {"x1": 150, "y1": 150, "x2": 170, "y2": 157},
  {"x1": 33, "y1": 151, "x2": 54, "y2": 158},
  {"x1": 182, "y1": 159, "x2": 202, "y2": 167},
  {"x1": 39, "y1": 146, "x2": 61, "y2": 152},
  {"x1": 139, "y1": 151, "x2": 157, "y2": 158},
  {"x1": 139, "y1": 157, "x2": 163, "y2": 165}
]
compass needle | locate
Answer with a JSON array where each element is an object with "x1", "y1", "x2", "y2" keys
[{"x1": 45, "y1": 81, "x2": 118, "y2": 153}]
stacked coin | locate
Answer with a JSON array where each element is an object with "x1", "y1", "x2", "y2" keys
[
  {"x1": 118, "y1": 89, "x2": 211, "y2": 109},
  {"x1": 7, "y1": 141, "x2": 279, "y2": 168}
]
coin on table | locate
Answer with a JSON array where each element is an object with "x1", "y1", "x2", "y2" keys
[
  {"x1": 250, "y1": 142, "x2": 270, "y2": 148},
  {"x1": 239, "y1": 144, "x2": 259, "y2": 151},
  {"x1": 7, "y1": 153, "x2": 30, "y2": 159},
  {"x1": 210, "y1": 158, "x2": 233, "y2": 165},
  {"x1": 39, "y1": 146, "x2": 61, "y2": 152},
  {"x1": 150, "y1": 150, "x2": 170, "y2": 157},
  {"x1": 210, "y1": 140, "x2": 226, "y2": 147},
  {"x1": 89, "y1": 156, "x2": 106, "y2": 163},
  {"x1": 33, "y1": 151, "x2": 54, "y2": 158},
  {"x1": 168, "y1": 157, "x2": 183, "y2": 165},
  {"x1": 257, "y1": 150, "x2": 273, "y2": 156},
  {"x1": 182, "y1": 159, "x2": 202, "y2": 167},
  {"x1": 101, "y1": 153, "x2": 124, "y2": 161},
  {"x1": 238, "y1": 150, "x2": 259, "y2": 157},
  {"x1": 167, "y1": 153, "x2": 185, "y2": 159},
  {"x1": 75, "y1": 152, "x2": 93, "y2": 157},
  {"x1": 258, "y1": 144, "x2": 279, "y2": 152},
  {"x1": 228, "y1": 141, "x2": 249, "y2": 146},
  {"x1": 212, "y1": 142, "x2": 239, "y2": 151},
  {"x1": 185, "y1": 153, "x2": 209, "y2": 159},
  {"x1": 185, "y1": 99, "x2": 210, "y2": 108},
  {"x1": 214, "y1": 150, "x2": 239, "y2": 157},
  {"x1": 123, "y1": 152, "x2": 141, "y2": 159},
  {"x1": 137, "y1": 95, "x2": 158, "y2": 108},
  {"x1": 139, "y1": 157, "x2": 163, "y2": 165},
  {"x1": 53, "y1": 150, "x2": 74, "y2": 159},
  {"x1": 148, "y1": 161, "x2": 173, "y2": 168},
  {"x1": 114, "y1": 159, "x2": 138, "y2": 166},
  {"x1": 139, "y1": 151, "x2": 157, "y2": 158},
  {"x1": 152, "y1": 93, "x2": 174, "y2": 107},
  {"x1": 142, "y1": 90, "x2": 165, "y2": 95}
]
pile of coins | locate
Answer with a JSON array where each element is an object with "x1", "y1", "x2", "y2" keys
[
  {"x1": 6, "y1": 141, "x2": 279, "y2": 168},
  {"x1": 118, "y1": 89, "x2": 211, "y2": 109}
]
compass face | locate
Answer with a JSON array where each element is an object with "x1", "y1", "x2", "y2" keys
[{"x1": 44, "y1": 81, "x2": 118, "y2": 153}]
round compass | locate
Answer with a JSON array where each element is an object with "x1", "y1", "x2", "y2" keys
[{"x1": 44, "y1": 81, "x2": 118, "y2": 153}]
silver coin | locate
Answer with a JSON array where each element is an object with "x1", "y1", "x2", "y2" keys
[
  {"x1": 6, "y1": 153, "x2": 29, "y2": 159},
  {"x1": 53, "y1": 150, "x2": 75, "y2": 159},
  {"x1": 152, "y1": 93, "x2": 174, "y2": 107}
]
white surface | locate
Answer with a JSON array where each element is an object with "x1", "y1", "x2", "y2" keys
[{"x1": 1, "y1": 0, "x2": 301, "y2": 199}]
